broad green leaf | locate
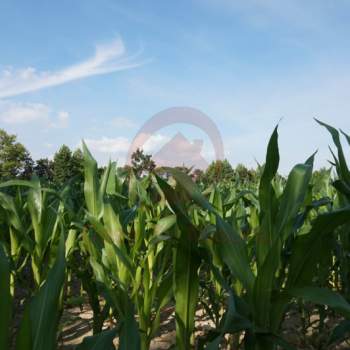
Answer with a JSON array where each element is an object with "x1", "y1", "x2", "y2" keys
[
  {"x1": 290, "y1": 287, "x2": 350, "y2": 318},
  {"x1": 82, "y1": 141, "x2": 101, "y2": 217},
  {"x1": 215, "y1": 216, "x2": 255, "y2": 294},
  {"x1": 155, "y1": 175, "x2": 200, "y2": 349},
  {"x1": 287, "y1": 207, "x2": 350, "y2": 287},
  {"x1": 275, "y1": 159, "x2": 314, "y2": 240},
  {"x1": 174, "y1": 220, "x2": 200, "y2": 350},
  {"x1": 158, "y1": 170, "x2": 255, "y2": 293},
  {"x1": 316, "y1": 119, "x2": 350, "y2": 183},
  {"x1": 106, "y1": 162, "x2": 116, "y2": 195},
  {"x1": 16, "y1": 233, "x2": 66, "y2": 350},
  {"x1": 164, "y1": 167, "x2": 214, "y2": 212},
  {"x1": 257, "y1": 126, "x2": 279, "y2": 267},
  {"x1": 103, "y1": 201, "x2": 124, "y2": 246},
  {"x1": 154, "y1": 214, "x2": 176, "y2": 236},
  {"x1": 0, "y1": 244, "x2": 12, "y2": 350}
]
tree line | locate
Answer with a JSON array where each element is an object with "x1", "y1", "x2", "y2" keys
[
  {"x1": 0, "y1": 128, "x2": 273, "y2": 186},
  {"x1": 0, "y1": 129, "x2": 84, "y2": 185}
]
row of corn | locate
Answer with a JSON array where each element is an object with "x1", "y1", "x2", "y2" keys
[{"x1": 1, "y1": 120, "x2": 350, "y2": 349}]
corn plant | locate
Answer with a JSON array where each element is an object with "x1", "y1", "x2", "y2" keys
[
  {"x1": 79, "y1": 142, "x2": 175, "y2": 349},
  {"x1": 2, "y1": 122, "x2": 350, "y2": 349},
  {"x1": 0, "y1": 231, "x2": 66, "y2": 350},
  {"x1": 317, "y1": 119, "x2": 350, "y2": 343},
  {"x1": 162, "y1": 126, "x2": 350, "y2": 349}
]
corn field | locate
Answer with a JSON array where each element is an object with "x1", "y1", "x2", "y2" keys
[{"x1": 1, "y1": 120, "x2": 350, "y2": 350}]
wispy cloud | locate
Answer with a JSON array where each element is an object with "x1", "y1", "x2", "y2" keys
[
  {"x1": 0, "y1": 100, "x2": 69, "y2": 128},
  {"x1": 0, "y1": 37, "x2": 145, "y2": 98}
]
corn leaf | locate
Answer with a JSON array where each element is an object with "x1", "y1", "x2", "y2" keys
[
  {"x1": 16, "y1": 233, "x2": 66, "y2": 350},
  {"x1": 0, "y1": 244, "x2": 12, "y2": 350}
]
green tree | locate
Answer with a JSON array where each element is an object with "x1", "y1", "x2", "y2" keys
[
  {"x1": 131, "y1": 148, "x2": 156, "y2": 177},
  {"x1": 53, "y1": 145, "x2": 72, "y2": 184},
  {"x1": 71, "y1": 148, "x2": 84, "y2": 178},
  {"x1": 34, "y1": 158, "x2": 54, "y2": 182},
  {"x1": 203, "y1": 159, "x2": 234, "y2": 184},
  {"x1": 0, "y1": 128, "x2": 33, "y2": 180},
  {"x1": 22, "y1": 154, "x2": 35, "y2": 179},
  {"x1": 234, "y1": 163, "x2": 257, "y2": 183}
]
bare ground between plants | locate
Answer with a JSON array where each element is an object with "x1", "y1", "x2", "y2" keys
[{"x1": 57, "y1": 303, "x2": 350, "y2": 349}]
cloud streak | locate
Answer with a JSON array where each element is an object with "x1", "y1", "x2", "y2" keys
[{"x1": 0, "y1": 37, "x2": 145, "y2": 98}]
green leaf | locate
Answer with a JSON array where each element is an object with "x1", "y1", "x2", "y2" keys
[
  {"x1": 155, "y1": 175, "x2": 200, "y2": 349},
  {"x1": 316, "y1": 119, "x2": 350, "y2": 183},
  {"x1": 257, "y1": 126, "x2": 279, "y2": 268},
  {"x1": 65, "y1": 229, "x2": 77, "y2": 258},
  {"x1": 290, "y1": 287, "x2": 350, "y2": 318},
  {"x1": 158, "y1": 170, "x2": 255, "y2": 294},
  {"x1": 82, "y1": 141, "x2": 101, "y2": 217},
  {"x1": 275, "y1": 159, "x2": 314, "y2": 240},
  {"x1": 174, "y1": 220, "x2": 200, "y2": 350},
  {"x1": 103, "y1": 201, "x2": 124, "y2": 246},
  {"x1": 287, "y1": 207, "x2": 350, "y2": 287},
  {"x1": 106, "y1": 162, "x2": 117, "y2": 195},
  {"x1": 154, "y1": 214, "x2": 176, "y2": 236},
  {"x1": 163, "y1": 168, "x2": 214, "y2": 212},
  {"x1": 253, "y1": 157, "x2": 314, "y2": 327},
  {"x1": 215, "y1": 216, "x2": 255, "y2": 294},
  {"x1": 0, "y1": 244, "x2": 12, "y2": 350},
  {"x1": 16, "y1": 233, "x2": 66, "y2": 350}
]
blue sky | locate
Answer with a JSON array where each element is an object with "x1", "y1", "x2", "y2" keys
[{"x1": 1, "y1": 0, "x2": 350, "y2": 173}]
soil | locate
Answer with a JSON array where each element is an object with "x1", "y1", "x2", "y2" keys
[{"x1": 57, "y1": 302, "x2": 350, "y2": 349}]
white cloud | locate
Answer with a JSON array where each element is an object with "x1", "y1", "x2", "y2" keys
[
  {"x1": 0, "y1": 37, "x2": 145, "y2": 98},
  {"x1": 108, "y1": 116, "x2": 137, "y2": 129},
  {"x1": 84, "y1": 136, "x2": 130, "y2": 154},
  {"x1": 0, "y1": 102, "x2": 49, "y2": 124},
  {"x1": 82, "y1": 133, "x2": 170, "y2": 166},
  {"x1": 0, "y1": 100, "x2": 69, "y2": 128}
]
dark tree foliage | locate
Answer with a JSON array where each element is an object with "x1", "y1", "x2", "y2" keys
[
  {"x1": 22, "y1": 154, "x2": 35, "y2": 180},
  {"x1": 203, "y1": 159, "x2": 234, "y2": 184},
  {"x1": 52, "y1": 145, "x2": 85, "y2": 186},
  {"x1": 34, "y1": 158, "x2": 54, "y2": 182},
  {"x1": 53, "y1": 145, "x2": 73, "y2": 184},
  {"x1": 0, "y1": 129, "x2": 33, "y2": 180},
  {"x1": 234, "y1": 163, "x2": 257, "y2": 184},
  {"x1": 131, "y1": 148, "x2": 156, "y2": 177},
  {"x1": 71, "y1": 149, "x2": 84, "y2": 179}
]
